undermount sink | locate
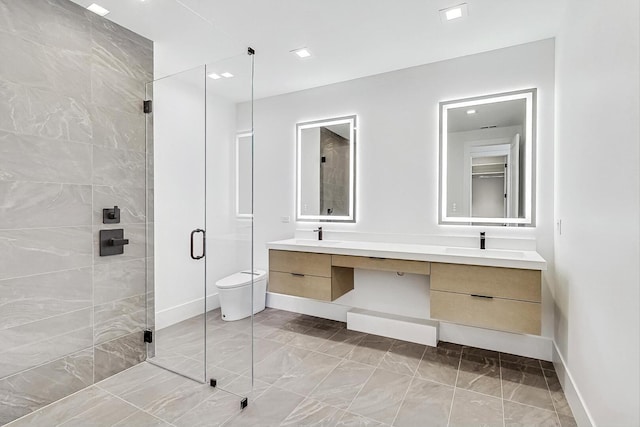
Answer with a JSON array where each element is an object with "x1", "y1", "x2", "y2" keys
[
  {"x1": 292, "y1": 239, "x2": 343, "y2": 247},
  {"x1": 444, "y1": 247, "x2": 525, "y2": 259}
]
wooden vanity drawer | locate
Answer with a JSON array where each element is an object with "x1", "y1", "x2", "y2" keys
[
  {"x1": 431, "y1": 263, "x2": 541, "y2": 302},
  {"x1": 431, "y1": 290, "x2": 541, "y2": 335},
  {"x1": 268, "y1": 271, "x2": 332, "y2": 301},
  {"x1": 269, "y1": 250, "x2": 331, "y2": 277},
  {"x1": 332, "y1": 255, "x2": 431, "y2": 275}
]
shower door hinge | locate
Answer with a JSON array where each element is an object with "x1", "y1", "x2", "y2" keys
[
  {"x1": 143, "y1": 100, "x2": 152, "y2": 114},
  {"x1": 247, "y1": 47, "x2": 255, "y2": 55},
  {"x1": 240, "y1": 397, "x2": 248, "y2": 409},
  {"x1": 143, "y1": 329, "x2": 153, "y2": 343}
]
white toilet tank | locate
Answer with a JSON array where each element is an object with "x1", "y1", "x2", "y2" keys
[{"x1": 215, "y1": 270, "x2": 267, "y2": 321}]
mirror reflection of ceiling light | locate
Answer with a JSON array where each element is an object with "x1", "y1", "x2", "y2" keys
[
  {"x1": 221, "y1": 72, "x2": 234, "y2": 78},
  {"x1": 440, "y1": 3, "x2": 468, "y2": 22},
  {"x1": 208, "y1": 73, "x2": 222, "y2": 80},
  {"x1": 291, "y1": 48, "x2": 312, "y2": 58},
  {"x1": 466, "y1": 109, "x2": 476, "y2": 114},
  {"x1": 87, "y1": 3, "x2": 109, "y2": 16}
]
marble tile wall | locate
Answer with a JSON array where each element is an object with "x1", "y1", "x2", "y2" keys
[{"x1": 0, "y1": 0, "x2": 153, "y2": 424}]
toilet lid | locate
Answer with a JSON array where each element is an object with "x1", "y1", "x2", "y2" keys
[{"x1": 216, "y1": 269, "x2": 266, "y2": 289}]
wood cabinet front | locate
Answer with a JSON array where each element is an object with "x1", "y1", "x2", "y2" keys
[
  {"x1": 268, "y1": 250, "x2": 353, "y2": 301},
  {"x1": 430, "y1": 262, "x2": 542, "y2": 335}
]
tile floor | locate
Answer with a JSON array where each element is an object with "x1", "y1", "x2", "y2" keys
[{"x1": 7, "y1": 308, "x2": 577, "y2": 426}]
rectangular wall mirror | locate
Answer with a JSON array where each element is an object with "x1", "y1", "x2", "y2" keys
[
  {"x1": 236, "y1": 131, "x2": 253, "y2": 218},
  {"x1": 439, "y1": 89, "x2": 536, "y2": 226},
  {"x1": 297, "y1": 115, "x2": 357, "y2": 222}
]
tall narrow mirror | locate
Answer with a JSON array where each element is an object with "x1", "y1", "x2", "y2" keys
[
  {"x1": 296, "y1": 115, "x2": 357, "y2": 222},
  {"x1": 236, "y1": 131, "x2": 253, "y2": 218},
  {"x1": 439, "y1": 89, "x2": 536, "y2": 226}
]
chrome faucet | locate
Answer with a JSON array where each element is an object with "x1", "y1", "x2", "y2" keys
[
  {"x1": 313, "y1": 227, "x2": 323, "y2": 241},
  {"x1": 480, "y1": 232, "x2": 486, "y2": 250}
]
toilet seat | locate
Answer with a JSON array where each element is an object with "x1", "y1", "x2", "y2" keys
[{"x1": 216, "y1": 270, "x2": 266, "y2": 289}]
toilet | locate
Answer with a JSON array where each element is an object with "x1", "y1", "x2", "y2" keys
[{"x1": 215, "y1": 270, "x2": 267, "y2": 321}]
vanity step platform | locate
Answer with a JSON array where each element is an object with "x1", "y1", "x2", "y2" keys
[{"x1": 347, "y1": 308, "x2": 438, "y2": 346}]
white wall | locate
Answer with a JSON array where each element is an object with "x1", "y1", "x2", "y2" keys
[
  {"x1": 238, "y1": 38, "x2": 556, "y2": 339},
  {"x1": 554, "y1": 0, "x2": 640, "y2": 425},
  {"x1": 154, "y1": 67, "x2": 250, "y2": 328}
]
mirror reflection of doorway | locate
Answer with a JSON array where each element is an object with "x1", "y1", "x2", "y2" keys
[
  {"x1": 468, "y1": 134, "x2": 520, "y2": 219},
  {"x1": 471, "y1": 155, "x2": 507, "y2": 217}
]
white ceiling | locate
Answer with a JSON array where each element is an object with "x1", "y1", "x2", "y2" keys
[
  {"x1": 448, "y1": 98, "x2": 526, "y2": 133},
  {"x1": 70, "y1": 0, "x2": 566, "y2": 100}
]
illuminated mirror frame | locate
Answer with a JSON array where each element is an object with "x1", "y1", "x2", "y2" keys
[
  {"x1": 235, "y1": 131, "x2": 253, "y2": 219},
  {"x1": 296, "y1": 115, "x2": 357, "y2": 222},
  {"x1": 439, "y1": 88, "x2": 536, "y2": 226}
]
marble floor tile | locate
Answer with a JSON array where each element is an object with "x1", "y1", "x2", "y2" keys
[
  {"x1": 96, "y1": 362, "x2": 167, "y2": 396},
  {"x1": 173, "y1": 389, "x2": 241, "y2": 427},
  {"x1": 223, "y1": 375, "x2": 271, "y2": 400},
  {"x1": 393, "y1": 377, "x2": 454, "y2": 427},
  {"x1": 6, "y1": 386, "x2": 109, "y2": 427},
  {"x1": 117, "y1": 368, "x2": 190, "y2": 409},
  {"x1": 7, "y1": 308, "x2": 577, "y2": 427},
  {"x1": 57, "y1": 392, "x2": 138, "y2": 426},
  {"x1": 558, "y1": 413, "x2": 578, "y2": 427},
  {"x1": 310, "y1": 360, "x2": 375, "y2": 409},
  {"x1": 347, "y1": 368, "x2": 412, "y2": 425},
  {"x1": 449, "y1": 388, "x2": 504, "y2": 427},
  {"x1": 253, "y1": 345, "x2": 310, "y2": 384},
  {"x1": 335, "y1": 412, "x2": 388, "y2": 427},
  {"x1": 543, "y1": 369, "x2": 574, "y2": 417},
  {"x1": 274, "y1": 351, "x2": 342, "y2": 395},
  {"x1": 113, "y1": 410, "x2": 172, "y2": 426},
  {"x1": 504, "y1": 400, "x2": 560, "y2": 427},
  {"x1": 416, "y1": 346, "x2": 461, "y2": 386},
  {"x1": 502, "y1": 362, "x2": 555, "y2": 411},
  {"x1": 288, "y1": 324, "x2": 341, "y2": 351},
  {"x1": 456, "y1": 352, "x2": 502, "y2": 398},
  {"x1": 144, "y1": 380, "x2": 217, "y2": 423},
  {"x1": 501, "y1": 352, "x2": 544, "y2": 368},
  {"x1": 345, "y1": 335, "x2": 394, "y2": 367},
  {"x1": 280, "y1": 397, "x2": 344, "y2": 427},
  {"x1": 378, "y1": 340, "x2": 425, "y2": 377},
  {"x1": 223, "y1": 386, "x2": 305, "y2": 427},
  {"x1": 317, "y1": 329, "x2": 366, "y2": 358}
]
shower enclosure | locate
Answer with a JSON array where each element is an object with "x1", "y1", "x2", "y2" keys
[{"x1": 145, "y1": 51, "x2": 255, "y2": 396}]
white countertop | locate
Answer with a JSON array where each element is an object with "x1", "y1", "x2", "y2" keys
[{"x1": 266, "y1": 239, "x2": 547, "y2": 270}]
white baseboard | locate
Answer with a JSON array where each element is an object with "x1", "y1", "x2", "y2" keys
[
  {"x1": 552, "y1": 342, "x2": 595, "y2": 427},
  {"x1": 266, "y1": 292, "x2": 350, "y2": 321},
  {"x1": 156, "y1": 294, "x2": 221, "y2": 330},
  {"x1": 439, "y1": 322, "x2": 553, "y2": 361},
  {"x1": 347, "y1": 308, "x2": 438, "y2": 346}
]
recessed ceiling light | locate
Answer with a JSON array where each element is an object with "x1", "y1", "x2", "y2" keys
[
  {"x1": 466, "y1": 109, "x2": 476, "y2": 115},
  {"x1": 87, "y1": 3, "x2": 109, "y2": 16},
  {"x1": 291, "y1": 48, "x2": 312, "y2": 59},
  {"x1": 208, "y1": 73, "x2": 222, "y2": 80},
  {"x1": 440, "y1": 3, "x2": 468, "y2": 22},
  {"x1": 221, "y1": 72, "x2": 234, "y2": 78}
]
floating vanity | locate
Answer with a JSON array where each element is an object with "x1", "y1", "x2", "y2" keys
[{"x1": 267, "y1": 238, "x2": 546, "y2": 338}]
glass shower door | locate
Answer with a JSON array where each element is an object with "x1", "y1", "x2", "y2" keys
[{"x1": 145, "y1": 65, "x2": 207, "y2": 381}]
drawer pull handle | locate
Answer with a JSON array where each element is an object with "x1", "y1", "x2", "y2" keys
[
  {"x1": 368, "y1": 257, "x2": 386, "y2": 260},
  {"x1": 291, "y1": 273, "x2": 305, "y2": 277},
  {"x1": 471, "y1": 294, "x2": 493, "y2": 299}
]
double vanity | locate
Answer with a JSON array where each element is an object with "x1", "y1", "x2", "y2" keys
[{"x1": 267, "y1": 238, "x2": 546, "y2": 337}]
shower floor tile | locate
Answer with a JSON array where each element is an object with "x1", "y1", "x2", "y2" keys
[{"x1": 7, "y1": 308, "x2": 576, "y2": 427}]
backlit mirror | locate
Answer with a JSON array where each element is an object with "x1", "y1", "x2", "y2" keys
[
  {"x1": 297, "y1": 115, "x2": 356, "y2": 222},
  {"x1": 439, "y1": 89, "x2": 536, "y2": 226},
  {"x1": 236, "y1": 131, "x2": 252, "y2": 218}
]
